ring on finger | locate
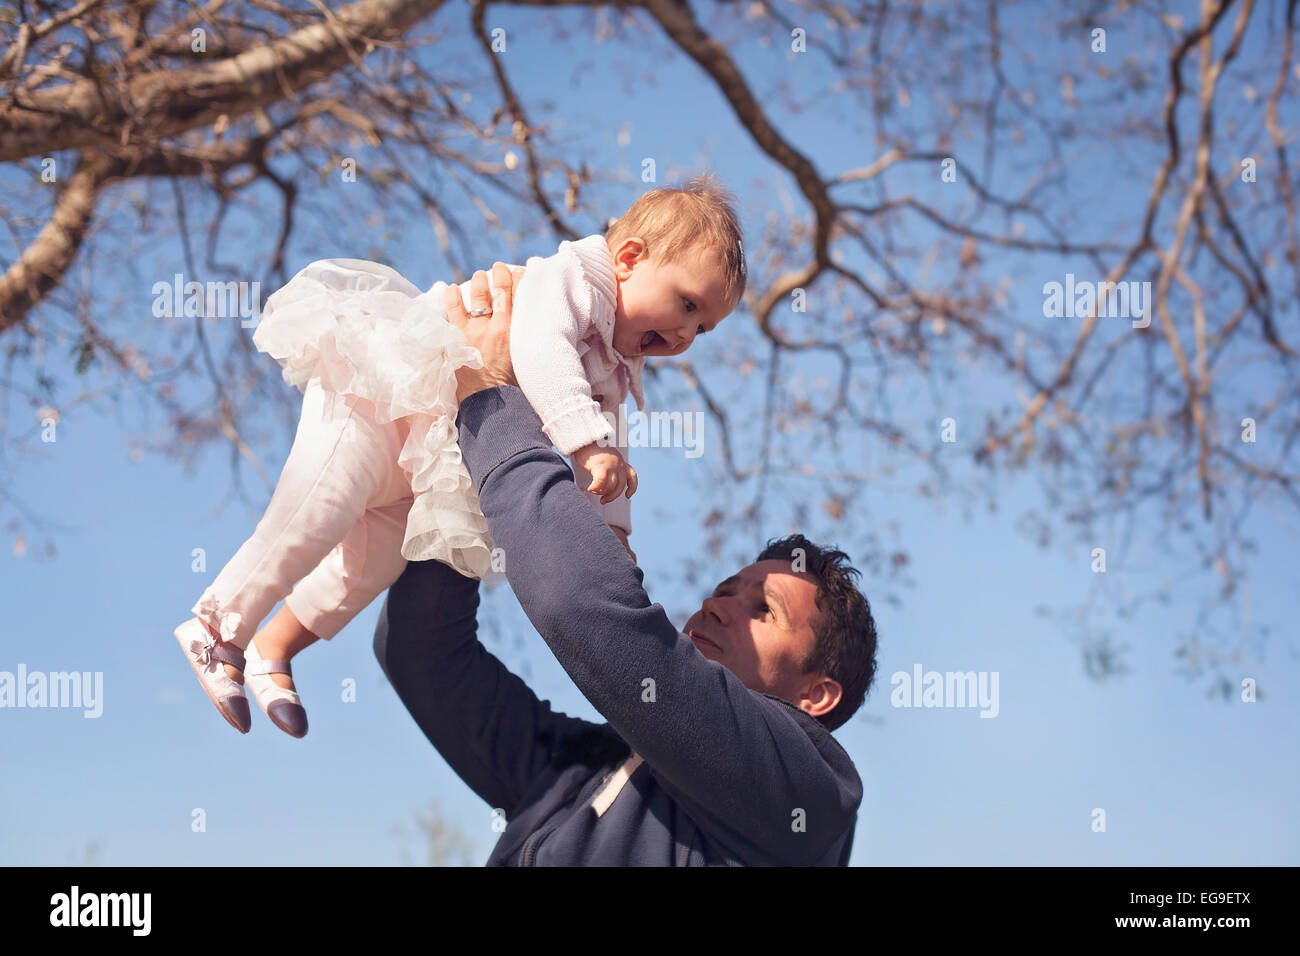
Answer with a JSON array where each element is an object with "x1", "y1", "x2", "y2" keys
[{"x1": 468, "y1": 307, "x2": 491, "y2": 317}]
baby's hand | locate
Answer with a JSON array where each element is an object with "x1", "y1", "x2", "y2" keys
[{"x1": 573, "y1": 442, "x2": 638, "y2": 504}]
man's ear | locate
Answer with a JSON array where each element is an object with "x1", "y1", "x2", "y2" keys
[
  {"x1": 799, "y1": 676, "x2": 843, "y2": 720},
  {"x1": 612, "y1": 237, "x2": 647, "y2": 278}
]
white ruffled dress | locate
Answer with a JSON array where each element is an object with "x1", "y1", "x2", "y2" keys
[
  {"x1": 251, "y1": 236, "x2": 645, "y2": 583},
  {"x1": 252, "y1": 258, "x2": 494, "y2": 579}
]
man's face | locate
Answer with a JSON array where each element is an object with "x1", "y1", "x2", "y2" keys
[{"x1": 683, "y1": 560, "x2": 834, "y2": 713}]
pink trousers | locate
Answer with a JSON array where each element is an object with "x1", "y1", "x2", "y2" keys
[{"x1": 190, "y1": 379, "x2": 414, "y2": 646}]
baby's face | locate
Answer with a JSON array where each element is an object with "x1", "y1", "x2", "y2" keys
[{"x1": 610, "y1": 242, "x2": 732, "y2": 359}]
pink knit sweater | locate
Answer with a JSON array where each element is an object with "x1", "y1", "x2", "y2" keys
[{"x1": 509, "y1": 234, "x2": 646, "y2": 533}]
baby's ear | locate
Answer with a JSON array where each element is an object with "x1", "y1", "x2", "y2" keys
[{"x1": 612, "y1": 237, "x2": 647, "y2": 274}]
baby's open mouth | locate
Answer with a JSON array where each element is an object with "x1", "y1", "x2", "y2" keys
[{"x1": 640, "y1": 331, "x2": 664, "y2": 352}]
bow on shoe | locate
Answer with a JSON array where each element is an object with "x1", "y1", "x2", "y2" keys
[
  {"x1": 190, "y1": 633, "x2": 219, "y2": 671},
  {"x1": 190, "y1": 594, "x2": 245, "y2": 659}
]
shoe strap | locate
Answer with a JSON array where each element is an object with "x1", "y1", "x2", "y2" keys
[
  {"x1": 245, "y1": 658, "x2": 292, "y2": 678},
  {"x1": 209, "y1": 643, "x2": 247, "y2": 671}
]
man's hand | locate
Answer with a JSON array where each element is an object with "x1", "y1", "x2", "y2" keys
[
  {"x1": 445, "y1": 262, "x2": 525, "y2": 405},
  {"x1": 572, "y1": 441, "x2": 638, "y2": 504}
]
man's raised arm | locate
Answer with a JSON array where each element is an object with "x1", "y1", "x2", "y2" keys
[
  {"x1": 374, "y1": 555, "x2": 604, "y2": 817},
  {"x1": 455, "y1": 386, "x2": 859, "y2": 865}
]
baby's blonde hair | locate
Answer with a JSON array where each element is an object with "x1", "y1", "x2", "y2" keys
[{"x1": 605, "y1": 175, "x2": 746, "y2": 310}]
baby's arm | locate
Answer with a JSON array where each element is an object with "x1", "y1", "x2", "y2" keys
[
  {"x1": 571, "y1": 452, "x2": 634, "y2": 561},
  {"x1": 509, "y1": 245, "x2": 614, "y2": 456},
  {"x1": 571, "y1": 393, "x2": 636, "y2": 559},
  {"x1": 509, "y1": 242, "x2": 637, "y2": 556}
]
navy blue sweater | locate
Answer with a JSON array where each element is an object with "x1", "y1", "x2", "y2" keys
[{"x1": 372, "y1": 386, "x2": 862, "y2": 865}]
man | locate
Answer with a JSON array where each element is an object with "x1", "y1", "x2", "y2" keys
[{"x1": 373, "y1": 264, "x2": 879, "y2": 865}]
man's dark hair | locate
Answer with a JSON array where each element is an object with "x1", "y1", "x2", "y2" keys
[{"x1": 756, "y1": 534, "x2": 878, "y2": 732}]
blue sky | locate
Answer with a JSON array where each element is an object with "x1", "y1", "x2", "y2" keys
[{"x1": 1, "y1": 2, "x2": 1296, "y2": 865}]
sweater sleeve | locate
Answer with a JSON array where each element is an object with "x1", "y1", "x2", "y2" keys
[
  {"x1": 372, "y1": 557, "x2": 605, "y2": 817},
  {"x1": 509, "y1": 239, "x2": 618, "y2": 456},
  {"x1": 456, "y1": 387, "x2": 862, "y2": 865}
]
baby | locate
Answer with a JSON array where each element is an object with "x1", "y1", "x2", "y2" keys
[{"x1": 173, "y1": 176, "x2": 746, "y2": 738}]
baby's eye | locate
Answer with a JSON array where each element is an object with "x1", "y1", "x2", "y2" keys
[
  {"x1": 696, "y1": 324, "x2": 706, "y2": 336},
  {"x1": 682, "y1": 297, "x2": 697, "y2": 313}
]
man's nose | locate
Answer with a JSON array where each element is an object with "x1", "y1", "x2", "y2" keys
[{"x1": 702, "y1": 595, "x2": 728, "y2": 624}]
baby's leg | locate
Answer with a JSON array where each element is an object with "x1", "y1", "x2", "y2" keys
[
  {"x1": 245, "y1": 605, "x2": 323, "y2": 690},
  {"x1": 283, "y1": 498, "x2": 413, "y2": 643},
  {"x1": 254, "y1": 499, "x2": 412, "y2": 689},
  {"x1": 190, "y1": 379, "x2": 402, "y2": 671}
]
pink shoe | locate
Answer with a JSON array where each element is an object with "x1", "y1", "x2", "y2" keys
[
  {"x1": 174, "y1": 618, "x2": 251, "y2": 734},
  {"x1": 245, "y1": 641, "x2": 309, "y2": 739}
]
